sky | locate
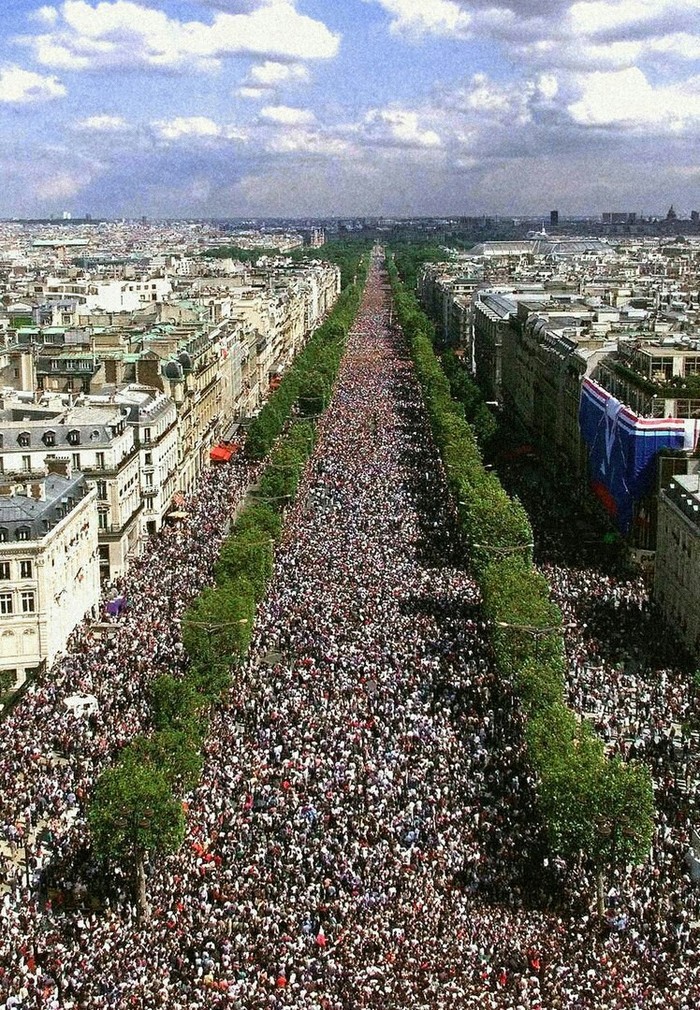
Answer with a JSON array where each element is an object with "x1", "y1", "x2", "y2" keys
[{"x1": 0, "y1": 0, "x2": 699, "y2": 219}]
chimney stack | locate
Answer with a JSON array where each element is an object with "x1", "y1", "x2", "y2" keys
[{"x1": 45, "y1": 456, "x2": 72, "y2": 480}]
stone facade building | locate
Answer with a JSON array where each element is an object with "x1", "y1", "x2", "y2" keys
[
  {"x1": 0, "y1": 466, "x2": 99, "y2": 691},
  {"x1": 654, "y1": 473, "x2": 700, "y2": 661}
]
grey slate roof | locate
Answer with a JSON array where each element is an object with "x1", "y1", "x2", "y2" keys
[{"x1": 0, "y1": 472, "x2": 89, "y2": 541}]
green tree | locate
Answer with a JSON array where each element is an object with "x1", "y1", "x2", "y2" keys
[
  {"x1": 89, "y1": 761, "x2": 185, "y2": 919},
  {"x1": 236, "y1": 503, "x2": 282, "y2": 542},
  {"x1": 515, "y1": 658, "x2": 565, "y2": 716},
  {"x1": 150, "y1": 674, "x2": 202, "y2": 733},
  {"x1": 216, "y1": 526, "x2": 274, "y2": 601},
  {"x1": 124, "y1": 731, "x2": 203, "y2": 794},
  {"x1": 181, "y1": 577, "x2": 256, "y2": 698},
  {"x1": 589, "y1": 757, "x2": 655, "y2": 915},
  {"x1": 297, "y1": 370, "x2": 329, "y2": 416}
]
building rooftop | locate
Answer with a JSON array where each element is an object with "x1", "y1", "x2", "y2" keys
[{"x1": 0, "y1": 471, "x2": 89, "y2": 539}]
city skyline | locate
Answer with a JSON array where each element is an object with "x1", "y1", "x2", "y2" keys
[{"x1": 1, "y1": 0, "x2": 699, "y2": 219}]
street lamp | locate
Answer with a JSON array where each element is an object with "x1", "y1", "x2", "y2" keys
[
  {"x1": 471, "y1": 541, "x2": 535, "y2": 555},
  {"x1": 492, "y1": 620, "x2": 576, "y2": 660}
]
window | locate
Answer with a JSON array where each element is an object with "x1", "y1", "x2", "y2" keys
[
  {"x1": 145, "y1": 472, "x2": 153, "y2": 487},
  {"x1": 0, "y1": 563, "x2": 10, "y2": 580},
  {"x1": 22, "y1": 455, "x2": 31, "y2": 472},
  {"x1": 95, "y1": 452, "x2": 105, "y2": 469},
  {"x1": 19, "y1": 560, "x2": 32, "y2": 579},
  {"x1": 67, "y1": 430, "x2": 81, "y2": 446},
  {"x1": 144, "y1": 452, "x2": 152, "y2": 465},
  {"x1": 96, "y1": 480, "x2": 108, "y2": 500},
  {"x1": 16, "y1": 528, "x2": 30, "y2": 541},
  {"x1": 650, "y1": 356, "x2": 674, "y2": 380},
  {"x1": 143, "y1": 427, "x2": 151, "y2": 445},
  {"x1": 0, "y1": 529, "x2": 7, "y2": 543},
  {"x1": 43, "y1": 430, "x2": 56, "y2": 447},
  {"x1": 21, "y1": 592, "x2": 35, "y2": 613},
  {"x1": 18, "y1": 432, "x2": 30, "y2": 448},
  {"x1": 0, "y1": 459, "x2": 4, "y2": 475},
  {"x1": 72, "y1": 453, "x2": 81, "y2": 470},
  {"x1": 0, "y1": 593, "x2": 12, "y2": 615},
  {"x1": 98, "y1": 509, "x2": 109, "y2": 530}
]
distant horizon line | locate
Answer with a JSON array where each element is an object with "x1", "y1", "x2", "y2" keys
[{"x1": 0, "y1": 212, "x2": 695, "y2": 225}]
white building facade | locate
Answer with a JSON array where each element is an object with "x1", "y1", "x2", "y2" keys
[{"x1": 0, "y1": 469, "x2": 99, "y2": 691}]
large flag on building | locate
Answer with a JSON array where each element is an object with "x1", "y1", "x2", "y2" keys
[{"x1": 578, "y1": 378, "x2": 687, "y2": 534}]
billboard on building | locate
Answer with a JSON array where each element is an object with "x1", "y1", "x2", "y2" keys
[{"x1": 578, "y1": 378, "x2": 688, "y2": 534}]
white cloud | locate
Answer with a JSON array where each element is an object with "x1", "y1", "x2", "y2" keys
[
  {"x1": 568, "y1": 0, "x2": 661, "y2": 37},
  {"x1": 357, "y1": 107, "x2": 442, "y2": 148},
  {"x1": 370, "y1": 0, "x2": 472, "y2": 38},
  {"x1": 249, "y1": 60, "x2": 310, "y2": 87},
  {"x1": 646, "y1": 32, "x2": 700, "y2": 61},
  {"x1": 497, "y1": 0, "x2": 700, "y2": 73},
  {"x1": 443, "y1": 72, "x2": 559, "y2": 129},
  {"x1": 151, "y1": 116, "x2": 248, "y2": 142},
  {"x1": 265, "y1": 127, "x2": 354, "y2": 157},
  {"x1": 239, "y1": 86, "x2": 267, "y2": 100},
  {"x1": 259, "y1": 104, "x2": 315, "y2": 125},
  {"x1": 74, "y1": 113, "x2": 129, "y2": 131},
  {"x1": 30, "y1": 5, "x2": 60, "y2": 25},
  {"x1": 568, "y1": 67, "x2": 700, "y2": 130},
  {"x1": 0, "y1": 65, "x2": 66, "y2": 103},
  {"x1": 35, "y1": 170, "x2": 85, "y2": 200},
  {"x1": 538, "y1": 73, "x2": 559, "y2": 100},
  {"x1": 19, "y1": 0, "x2": 340, "y2": 74}
]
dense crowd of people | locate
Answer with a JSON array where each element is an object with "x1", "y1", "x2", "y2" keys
[{"x1": 0, "y1": 253, "x2": 699, "y2": 1007}]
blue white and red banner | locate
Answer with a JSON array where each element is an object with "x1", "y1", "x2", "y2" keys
[{"x1": 578, "y1": 378, "x2": 698, "y2": 534}]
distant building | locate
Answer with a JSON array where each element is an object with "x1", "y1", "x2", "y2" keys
[
  {"x1": 0, "y1": 465, "x2": 99, "y2": 690},
  {"x1": 550, "y1": 210, "x2": 559, "y2": 227},
  {"x1": 472, "y1": 292, "x2": 517, "y2": 401},
  {"x1": 417, "y1": 263, "x2": 480, "y2": 363},
  {"x1": 655, "y1": 473, "x2": 700, "y2": 661},
  {"x1": 305, "y1": 228, "x2": 325, "y2": 248},
  {"x1": 602, "y1": 212, "x2": 637, "y2": 224}
]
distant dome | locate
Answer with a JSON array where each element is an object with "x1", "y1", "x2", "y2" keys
[{"x1": 163, "y1": 360, "x2": 184, "y2": 380}]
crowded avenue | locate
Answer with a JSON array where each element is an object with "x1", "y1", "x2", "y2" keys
[{"x1": 1, "y1": 254, "x2": 699, "y2": 1008}]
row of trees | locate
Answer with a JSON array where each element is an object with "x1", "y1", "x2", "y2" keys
[
  {"x1": 202, "y1": 239, "x2": 370, "y2": 293},
  {"x1": 387, "y1": 253, "x2": 654, "y2": 912},
  {"x1": 88, "y1": 246, "x2": 369, "y2": 916}
]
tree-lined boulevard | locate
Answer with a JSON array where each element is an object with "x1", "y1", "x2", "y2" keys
[{"x1": 0, "y1": 250, "x2": 698, "y2": 1008}]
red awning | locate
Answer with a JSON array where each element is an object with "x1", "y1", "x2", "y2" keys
[{"x1": 210, "y1": 444, "x2": 234, "y2": 463}]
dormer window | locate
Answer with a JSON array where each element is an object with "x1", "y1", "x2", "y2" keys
[
  {"x1": 18, "y1": 431, "x2": 30, "y2": 448},
  {"x1": 0, "y1": 528, "x2": 7, "y2": 543},
  {"x1": 67, "y1": 429, "x2": 81, "y2": 446},
  {"x1": 90, "y1": 429, "x2": 100, "y2": 441},
  {"x1": 43, "y1": 430, "x2": 56, "y2": 447},
  {"x1": 16, "y1": 527, "x2": 30, "y2": 541}
]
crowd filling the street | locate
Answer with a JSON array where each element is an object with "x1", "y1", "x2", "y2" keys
[{"x1": 1, "y1": 254, "x2": 699, "y2": 1008}]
